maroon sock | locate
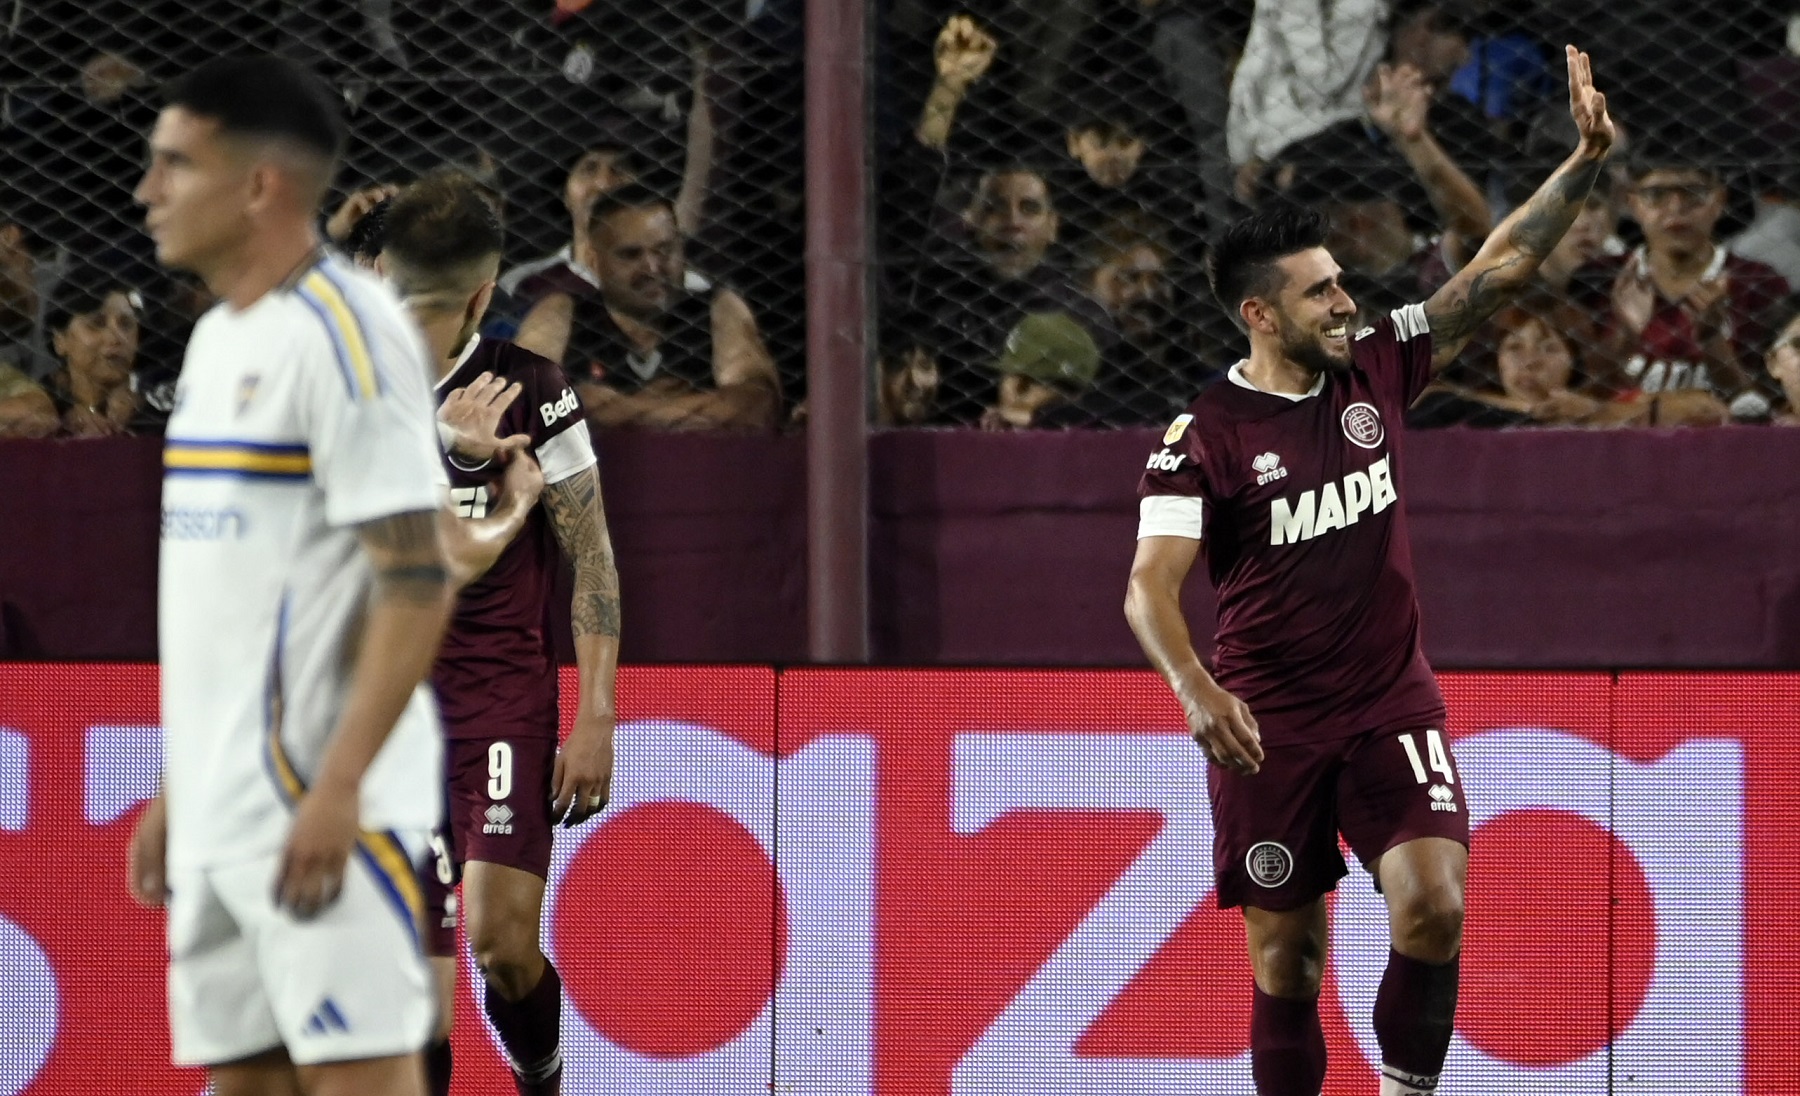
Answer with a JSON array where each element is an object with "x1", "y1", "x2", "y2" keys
[
  {"x1": 1373, "y1": 949, "x2": 1460, "y2": 1091},
  {"x1": 484, "y1": 962, "x2": 564, "y2": 1096},
  {"x1": 1250, "y1": 986, "x2": 1327, "y2": 1096},
  {"x1": 424, "y1": 1037, "x2": 453, "y2": 1096}
]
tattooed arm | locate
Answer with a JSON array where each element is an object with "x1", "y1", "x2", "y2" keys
[
  {"x1": 542, "y1": 463, "x2": 621, "y2": 826},
  {"x1": 277, "y1": 509, "x2": 453, "y2": 916},
  {"x1": 1423, "y1": 46, "x2": 1616, "y2": 370}
]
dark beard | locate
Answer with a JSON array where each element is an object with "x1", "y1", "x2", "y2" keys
[{"x1": 1278, "y1": 315, "x2": 1352, "y2": 375}]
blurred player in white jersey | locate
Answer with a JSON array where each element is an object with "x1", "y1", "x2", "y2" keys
[{"x1": 126, "y1": 56, "x2": 452, "y2": 1096}]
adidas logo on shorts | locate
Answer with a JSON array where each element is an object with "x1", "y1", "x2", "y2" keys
[
  {"x1": 483, "y1": 803, "x2": 515, "y2": 834},
  {"x1": 1429, "y1": 784, "x2": 1458, "y2": 813}
]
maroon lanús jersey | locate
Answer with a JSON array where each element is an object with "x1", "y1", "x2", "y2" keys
[
  {"x1": 432, "y1": 336, "x2": 595, "y2": 741},
  {"x1": 1137, "y1": 304, "x2": 1446, "y2": 744}
]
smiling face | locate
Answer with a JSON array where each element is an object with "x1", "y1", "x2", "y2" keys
[
  {"x1": 1258, "y1": 247, "x2": 1358, "y2": 373},
  {"x1": 53, "y1": 290, "x2": 141, "y2": 387}
]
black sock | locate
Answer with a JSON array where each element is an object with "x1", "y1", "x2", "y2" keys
[{"x1": 484, "y1": 962, "x2": 563, "y2": 1096}]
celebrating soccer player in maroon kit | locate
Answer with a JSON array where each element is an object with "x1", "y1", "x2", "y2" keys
[
  {"x1": 379, "y1": 171, "x2": 622, "y2": 1096},
  {"x1": 1125, "y1": 47, "x2": 1614, "y2": 1096}
]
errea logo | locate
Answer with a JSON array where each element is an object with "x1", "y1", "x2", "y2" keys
[
  {"x1": 483, "y1": 803, "x2": 514, "y2": 835},
  {"x1": 1252, "y1": 452, "x2": 1287, "y2": 486},
  {"x1": 1429, "y1": 784, "x2": 1458, "y2": 812},
  {"x1": 540, "y1": 389, "x2": 579, "y2": 427}
]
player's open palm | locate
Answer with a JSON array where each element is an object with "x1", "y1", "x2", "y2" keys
[
  {"x1": 276, "y1": 784, "x2": 359, "y2": 918},
  {"x1": 1565, "y1": 46, "x2": 1614, "y2": 156},
  {"x1": 1183, "y1": 683, "x2": 1263, "y2": 775},
  {"x1": 552, "y1": 714, "x2": 616, "y2": 828},
  {"x1": 440, "y1": 371, "x2": 531, "y2": 464}
]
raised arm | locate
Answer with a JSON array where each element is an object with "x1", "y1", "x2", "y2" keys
[
  {"x1": 1366, "y1": 63, "x2": 1491, "y2": 263},
  {"x1": 674, "y1": 39, "x2": 714, "y2": 239},
  {"x1": 914, "y1": 15, "x2": 996, "y2": 151},
  {"x1": 541, "y1": 463, "x2": 621, "y2": 826},
  {"x1": 1423, "y1": 46, "x2": 1615, "y2": 369}
]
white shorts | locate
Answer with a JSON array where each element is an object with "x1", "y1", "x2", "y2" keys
[{"x1": 166, "y1": 831, "x2": 433, "y2": 1067}]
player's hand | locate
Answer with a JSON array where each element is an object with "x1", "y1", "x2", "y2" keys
[
  {"x1": 1182, "y1": 682, "x2": 1263, "y2": 774},
  {"x1": 1365, "y1": 63, "x2": 1431, "y2": 143},
  {"x1": 933, "y1": 15, "x2": 997, "y2": 92},
  {"x1": 551, "y1": 713, "x2": 616, "y2": 828},
  {"x1": 1565, "y1": 46, "x2": 1614, "y2": 157},
  {"x1": 275, "y1": 783, "x2": 359, "y2": 919},
  {"x1": 496, "y1": 449, "x2": 546, "y2": 513},
  {"x1": 440, "y1": 372, "x2": 532, "y2": 465},
  {"x1": 325, "y1": 183, "x2": 400, "y2": 244},
  {"x1": 127, "y1": 793, "x2": 169, "y2": 906}
]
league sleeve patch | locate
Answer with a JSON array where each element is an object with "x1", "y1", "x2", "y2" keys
[{"x1": 1162, "y1": 413, "x2": 1194, "y2": 446}]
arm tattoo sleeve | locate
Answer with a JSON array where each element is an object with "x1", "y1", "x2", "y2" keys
[
  {"x1": 1428, "y1": 155, "x2": 1605, "y2": 351},
  {"x1": 544, "y1": 467, "x2": 622, "y2": 639},
  {"x1": 358, "y1": 509, "x2": 450, "y2": 606}
]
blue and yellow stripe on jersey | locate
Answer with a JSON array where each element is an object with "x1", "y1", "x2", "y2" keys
[
  {"x1": 296, "y1": 266, "x2": 383, "y2": 400},
  {"x1": 355, "y1": 831, "x2": 426, "y2": 951},
  {"x1": 165, "y1": 439, "x2": 312, "y2": 481},
  {"x1": 263, "y1": 724, "x2": 427, "y2": 950}
]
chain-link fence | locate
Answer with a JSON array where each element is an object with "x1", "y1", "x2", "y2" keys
[
  {"x1": 4, "y1": 0, "x2": 1800, "y2": 437},
  {"x1": 0, "y1": 0, "x2": 805, "y2": 434},
  {"x1": 875, "y1": 0, "x2": 1800, "y2": 429}
]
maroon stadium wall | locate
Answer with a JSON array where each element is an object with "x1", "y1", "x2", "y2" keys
[{"x1": 3, "y1": 427, "x2": 1798, "y2": 667}]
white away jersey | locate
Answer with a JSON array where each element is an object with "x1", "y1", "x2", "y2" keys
[{"x1": 159, "y1": 256, "x2": 444, "y2": 872}]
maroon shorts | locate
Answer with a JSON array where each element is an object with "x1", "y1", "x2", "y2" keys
[
  {"x1": 1210, "y1": 723, "x2": 1470, "y2": 911},
  {"x1": 420, "y1": 733, "x2": 558, "y2": 956}
]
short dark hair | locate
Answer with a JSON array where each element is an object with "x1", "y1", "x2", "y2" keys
[
  {"x1": 343, "y1": 196, "x2": 393, "y2": 263},
  {"x1": 162, "y1": 55, "x2": 346, "y2": 164},
  {"x1": 586, "y1": 182, "x2": 677, "y2": 238},
  {"x1": 380, "y1": 170, "x2": 505, "y2": 297},
  {"x1": 1207, "y1": 205, "x2": 1330, "y2": 329},
  {"x1": 44, "y1": 269, "x2": 142, "y2": 350},
  {"x1": 1625, "y1": 135, "x2": 1721, "y2": 184}
]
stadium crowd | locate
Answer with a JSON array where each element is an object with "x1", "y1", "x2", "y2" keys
[{"x1": 3, "y1": 0, "x2": 1800, "y2": 436}]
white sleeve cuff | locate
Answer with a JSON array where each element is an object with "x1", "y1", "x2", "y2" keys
[
  {"x1": 1137, "y1": 495, "x2": 1205, "y2": 540},
  {"x1": 536, "y1": 424, "x2": 598, "y2": 485},
  {"x1": 1390, "y1": 302, "x2": 1430, "y2": 340}
]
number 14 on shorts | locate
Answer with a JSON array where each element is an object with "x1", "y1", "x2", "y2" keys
[{"x1": 1398, "y1": 729, "x2": 1456, "y2": 785}]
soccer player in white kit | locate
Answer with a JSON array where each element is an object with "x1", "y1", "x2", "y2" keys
[{"x1": 125, "y1": 57, "x2": 451, "y2": 1096}]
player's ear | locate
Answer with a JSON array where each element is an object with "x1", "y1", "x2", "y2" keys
[
  {"x1": 468, "y1": 280, "x2": 496, "y2": 326},
  {"x1": 1240, "y1": 297, "x2": 1274, "y2": 336}
]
